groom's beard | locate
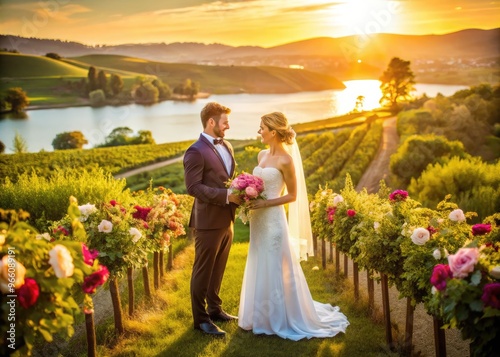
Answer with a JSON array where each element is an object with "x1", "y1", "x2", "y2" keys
[{"x1": 214, "y1": 127, "x2": 225, "y2": 138}]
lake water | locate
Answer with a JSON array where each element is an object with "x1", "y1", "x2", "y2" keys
[{"x1": 0, "y1": 80, "x2": 468, "y2": 153}]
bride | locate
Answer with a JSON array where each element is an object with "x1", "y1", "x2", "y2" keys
[{"x1": 238, "y1": 112, "x2": 349, "y2": 340}]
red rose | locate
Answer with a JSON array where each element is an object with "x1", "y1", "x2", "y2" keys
[
  {"x1": 18, "y1": 278, "x2": 40, "y2": 309},
  {"x1": 347, "y1": 209, "x2": 356, "y2": 217},
  {"x1": 472, "y1": 223, "x2": 491, "y2": 236},
  {"x1": 481, "y1": 283, "x2": 500, "y2": 309},
  {"x1": 430, "y1": 264, "x2": 452, "y2": 291},
  {"x1": 82, "y1": 265, "x2": 110, "y2": 294},
  {"x1": 82, "y1": 243, "x2": 99, "y2": 266}
]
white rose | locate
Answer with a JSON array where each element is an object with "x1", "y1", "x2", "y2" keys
[
  {"x1": 48, "y1": 244, "x2": 74, "y2": 278},
  {"x1": 79, "y1": 203, "x2": 97, "y2": 222},
  {"x1": 431, "y1": 286, "x2": 437, "y2": 295},
  {"x1": 0, "y1": 255, "x2": 26, "y2": 293},
  {"x1": 374, "y1": 222, "x2": 380, "y2": 231},
  {"x1": 448, "y1": 209, "x2": 466, "y2": 222},
  {"x1": 98, "y1": 220, "x2": 113, "y2": 233},
  {"x1": 333, "y1": 195, "x2": 344, "y2": 206},
  {"x1": 129, "y1": 227, "x2": 142, "y2": 243},
  {"x1": 36, "y1": 233, "x2": 52, "y2": 241},
  {"x1": 490, "y1": 266, "x2": 500, "y2": 279},
  {"x1": 411, "y1": 227, "x2": 430, "y2": 245},
  {"x1": 432, "y1": 249, "x2": 442, "y2": 260}
]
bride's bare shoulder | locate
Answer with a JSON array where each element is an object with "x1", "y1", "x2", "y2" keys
[{"x1": 257, "y1": 149, "x2": 269, "y2": 161}]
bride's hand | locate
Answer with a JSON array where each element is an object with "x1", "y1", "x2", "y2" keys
[{"x1": 248, "y1": 199, "x2": 268, "y2": 210}]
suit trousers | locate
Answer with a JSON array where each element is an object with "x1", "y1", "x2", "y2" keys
[{"x1": 191, "y1": 224, "x2": 233, "y2": 326}]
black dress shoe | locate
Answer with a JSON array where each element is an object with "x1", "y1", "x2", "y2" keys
[
  {"x1": 195, "y1": 322, "x2": 226, "y2": 336},
  {"x1": 209, "y1": 311, "x2": 238, "y2": 322}
]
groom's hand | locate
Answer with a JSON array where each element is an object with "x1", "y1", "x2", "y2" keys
[{"x1": 228, "y1": 193, "x2": 242, "y2": 206}]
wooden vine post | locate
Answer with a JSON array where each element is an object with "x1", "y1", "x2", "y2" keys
[
  {"x1": 167, "y1": 244, "x2": 174, "y2": 271},
  {"x1": 159, "y1": 250, "x2": 165, "y2": 278},
  {"x1": 380, "y1": 273, "x2": 393, "y2": 349},
  {"x1": 335, "y1": 246, "x2": 340, "y2": 277},
  {"x1": 353, "y1": 262, "x2": 359, "y2": 299},
  {"x1": 85, "y1": 311, "x2": 96, "y2": 357},
  {"x1": 404, "y1": 297, "x2": 415, "y2": 354},
  {"x1": 329, "y1": 242, "x2": 333, "y2": 263},
  {"x1": 142, "y1": 264, "x2": 151, "y2": 298},
  {"x1": 127, "y1": 267, "x2": 134, "y2": 316},
  {"x1": 321, "y1": 239, "x2": 326, "y2": 269},
  {"x1": 433, "y1": 316, "x2": 447, "y2": 357},
  {"x1": 153, "y1": 251, "x2": 160, "y2": 289},
  {"x1": 109, "y1": 277, "x2": 124, "y2": 334},
  {"x1": 367, "y1": 270, "x2": 375, "y2": 315},
  {"x1": 343, "y1": 254, "x2": 349, "y2": 278}
]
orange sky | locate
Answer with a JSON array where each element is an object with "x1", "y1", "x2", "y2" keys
[{"x1": 0, "y1": 0, "x2": 498, "y2": 47}]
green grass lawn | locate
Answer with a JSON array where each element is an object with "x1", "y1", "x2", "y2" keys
[{"x1": 63, "y1": 220, "x2": 396, "y2": 357}]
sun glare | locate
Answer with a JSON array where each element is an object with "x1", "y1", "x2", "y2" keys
[{"x1": 331, "y1": 0, "x2": 401, "y2": 36}]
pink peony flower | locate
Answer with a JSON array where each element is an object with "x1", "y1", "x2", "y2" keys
[
  {"x1": 245, "y1": 186, "x2": 258, "y2": 199},
  {"x1": 389, "y1": 190, "x2": 408, "y2": 202},
  {"x1": 82, "y1": 265, "x2": 110, "y2": 294},
  {"x1": 82, "y1": 243, "x2": 99, "y2": 266},
  {"x1": 430, "y1": 264, "x2": 453, "y2": 291},
  {"x1": 347, "y1": 209, "x2": 356, "y2": 217},
  {"x1": 447, "y1": 247, "x2": 480, "y2": 278},
  {"x1": 326, "y1": 206, "x2": 336, "y2": 224},
  {"x1": 471, "y1": 223, "x2": 491, "y2": 236},
  {"x1": 17, "y1": 278, "x2": 40, "y2": 309},
  {"x1": 481, "y1": 283, "x2": 500, "y2": 309}
]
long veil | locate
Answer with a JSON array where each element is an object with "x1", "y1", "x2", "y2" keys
[{"x1": 285, "y1": 137, "x2": 314, "y2": 261}]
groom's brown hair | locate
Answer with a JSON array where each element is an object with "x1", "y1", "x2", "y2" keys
[{"x1": 201, "y1": 102, "x2": 231, "y2": 128}]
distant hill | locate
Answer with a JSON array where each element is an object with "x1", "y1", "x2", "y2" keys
[
  {"x1": 0, "y1": 52, "x2": 88, "y2": 77},
  {"x1": 0, "y1": 52, "x2": 345, "y2": 95},
  {"x1": 68, "y1": 54, "x2": 346, "y2": 93},
  {"x1": 1, "y1": 28, "x2": 498, "y2": 66}
]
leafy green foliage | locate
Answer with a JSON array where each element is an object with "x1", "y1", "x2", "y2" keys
[
  {"x1": 0, "y1": 140, "x2": 192, "y2": 183},
  {"x1": 408, "y1": 157, "x2": 500, "y2": 221},
  {"x1": 3, "y1": 87, "x2": 29, "y2": 113},
  {"x1": 52, "y1": 131, "x2": 89, "y2": 150},
  {"x1": 390, "y1": 134, "x2": 468, "y2": 185}
]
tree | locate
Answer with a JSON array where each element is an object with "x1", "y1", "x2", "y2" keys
[
  {"x1": 87, "y1": 66, "x2": 98, "y2": 92},
  {"x1": 45, "y1": 53, "x2": 61, "y2": 60},
  {"x1": 110, "y1": 74, "x2": 124, "y2": 97},
  {"x1": 0, "y1": 140, "x2": 5, "y2": 154},
  {"x1": 133, "y1": 130, "x2": 156, "y2": 145},
  {"x1": 133, "y1": 82, "x2": 159, "y2": 104},
  {"x1": 151, "y1": 79, "x2": 171, "y2": 100},
  {"x1": 103, "y1": 127, "x2": 134, "y2": 146},
  {"x1": 12, "y1": 131, "x2": 28, "y2": 153},
  {"x1": 353, "y1": 95, "x2": 365, "y2": 112},
  {"x1": 97, "y1": 70, "x2": 108, "y2": 95},
  {"x1": 4, "y1": 87, "x2": 29, "y2": 113},
  {"x1": 379, "y1": 57, "x2": 415, "y2": 112},
  {"x1": 52, "y1": 131, "x2": 88, "y2": 150}
]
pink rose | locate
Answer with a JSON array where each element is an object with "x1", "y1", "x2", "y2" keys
[
  {"x1": 430, "y1": 264, "x2": 452, "y2": 291},
  {"x1": 82, "y1": 243, "x2": 99, "y2": 266},
  {"x1": 447, "y1": 247, "x2": 479, "y2": 278},
  {"x1": 481, "y1": 283, "x2": 500, "y2": 309},
  {"x1": 389, "y1": 190, "x2": 408, "y2": 202},
  {"x1": 472, "y1": 223, "x2": 491, "y2": 236},
  {"x1": 0, "y1": 255, "x2": 26, "y2": 293},
  {"x1": 347, "y1": 209, "x2": 356, "y2": 217},
  {"x1": 17, "y1": 278, "x2": 40, "y2": 309},
  {"x1": 245, "y1": 186, "x2": 258, "y2": 199}
]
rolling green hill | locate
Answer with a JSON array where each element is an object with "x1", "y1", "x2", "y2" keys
[
  {"x1": 0, "y1": 52, "x2": 88, "y2": 78},
  {"x1": 70, "y1": 54, "x2": 346, "y2": 94}
]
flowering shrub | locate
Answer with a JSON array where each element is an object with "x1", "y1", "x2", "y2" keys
[
  {"x1": 428, "y1": 229, "x2": 500, "y2": 356},
  {"x1": 132, "y1": 186, "x2": 186, "y2": 253},
  {"x1": 0, "y1": 205, "x2": 107, "y2": 356},
  {"x1": 227, "y1": 172, "x2": 266, "y2": 223}
]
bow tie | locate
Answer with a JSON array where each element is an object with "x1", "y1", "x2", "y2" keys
[{"x1": 213, "y1": 138, "x2": 223, "y2": 145}]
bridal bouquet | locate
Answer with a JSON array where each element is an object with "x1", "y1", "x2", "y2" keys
[{"x1": 227, "y1": 172, "x2": 266, "y2": 223}]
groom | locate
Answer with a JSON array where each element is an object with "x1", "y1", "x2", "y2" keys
[{"x1": 183, "y1": 102, "x2": 241, "y2": 336}]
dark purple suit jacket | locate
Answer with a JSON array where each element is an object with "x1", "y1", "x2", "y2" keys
[{"x1": 183, "y1": 134, "x2": 237, "y2": 230}]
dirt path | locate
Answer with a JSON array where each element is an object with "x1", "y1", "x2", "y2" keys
[
  {"x1": 356, "y1": 116, "x2": 398, "y2": 193},
  {"x1": 114, "y1": 155, "x2": 184, "y2": 179},
  {"x1": 352, "y1": 116, "x2": 469, "y2": 356}
]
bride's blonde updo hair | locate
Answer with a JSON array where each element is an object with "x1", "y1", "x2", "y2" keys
[{"x1": 261, "y1": 112, "x2": 295, "y2": 145}]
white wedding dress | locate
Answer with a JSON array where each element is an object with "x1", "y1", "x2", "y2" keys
[{"x1": 238, "y1": 166, "x2": 349, "y2": 340}]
